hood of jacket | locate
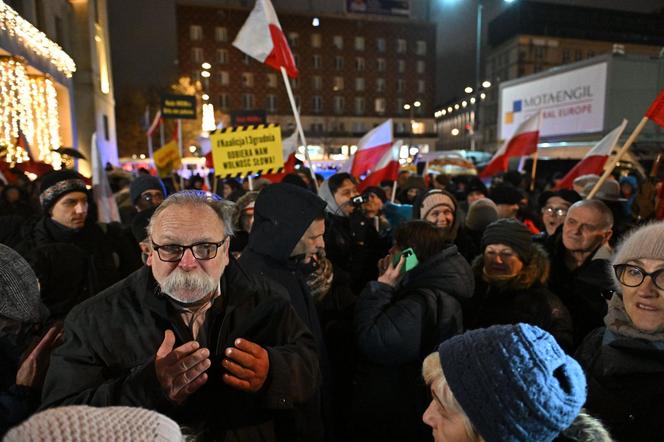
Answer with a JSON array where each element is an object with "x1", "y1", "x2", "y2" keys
[
  {"x1": 318, "y1": 178, "x2": 345, "y2": 217},
  {"x1": 472, "y1": 242, "x2": 550, "y2": 291},
  {"x1": 400, "y1": 245, "x2": 474, "y2": 301},
  {"x1": 556, "y1": 412, "x2": 613, "y2": 442},
  {"x1": 247, "y1": 183, "x2": 326, "y2": 263}
]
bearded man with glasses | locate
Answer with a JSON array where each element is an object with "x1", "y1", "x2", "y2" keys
[{"x1": 41, "y1": 191, "x2": 320, "y2": 441}]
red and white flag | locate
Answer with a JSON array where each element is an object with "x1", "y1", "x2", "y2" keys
[
  {"x1": 556, "y1": 119, "x2": 627, "y2": 190},
  {"x1": 358, "y1": 140, "x2": 401, "y2": 192},
  {"x1": 146, "y1": 111, "x2": 161, "y2": 137},
  {"x1": 233, "y1": 0, "x2": 298, "y2": 78},
  {"x1": 91, "y1": 133, "x2": 120, "y2": 223},
  {"x1": 646, "y1": 88, "x2": 664, "y2": 128},
  {"x1": 348, "y1": 119, "x2": 393, "y2": 178},
  {"x1": 480, "y1": 111, "x2": 541, "y2": 179}
]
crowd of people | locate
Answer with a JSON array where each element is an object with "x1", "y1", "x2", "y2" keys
[{"x1": 1, "y1": 164, "x2": 664, "y2": 442}]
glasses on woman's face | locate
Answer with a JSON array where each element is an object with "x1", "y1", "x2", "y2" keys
[
  {"x1": 542, "y1": 206, "x2": 567, "y2": 217},
  {"x1": 613, "y1": 264, "x2": 664, "y2": 290},
  {"x1": 151, "y1": 237, "x2": 228, "y2": 262}
]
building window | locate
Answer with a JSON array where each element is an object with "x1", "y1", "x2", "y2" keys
[
  {"x1": 562, "y1": 48, "x2": 571, "y2": 63},
  {"x1": 190, "y1": 25, "x2": 203, "y2": 41},
  {"x1": 311, "y1": 33, "x2": 322, "y2": 48},
  {"x1": 243, "y1": 54, "x2": 251, "y2": 65},
  {"x1": 352, "y1": 122, "x2": 366, "y2": 133},
  {"x1": 396, "y1": 38, "x2": 407, "y2": 53},
  {"x1": 218, "y1": 71, "x2": 229, "y2": 86},
  {"x1": 376, "y1": 38, "x2": 386, "y2": 52},
  {"x1": 333, "y1": 35, "x2": 343, "y2": 49},
  {"x1": 313, "y1": 54, "x2": 322, "y2": 69},
  {"x1": 191, "y1": 47, "x2": 203, "y2": 63},
  {"x1": 376, "y1": 78, "x2": 385, "y2": 92},
  {"x1": 416, "y1": 60, "x2": 425, "y2": 74},
  {"x1": 334, "y1": 96, "x2": 345, "y2": 114},
  {"x1": 312, "y1": 76, "x2": 322, "y2": 90},
  {"x1": 354, "y1": 97, "x2": 365, "y2": 115},
  {"x1": 242, "y1": 73, "x2": 254, "y2": 87},
  {"x1": 266, "y1": 95, "x2": 277, "y2": 112},
  {"x1": 397, "y1": 59, "x2": 405, "y2": 73},
  {"x1": 291, "y1": 78, "x2": 299, "y2": 89},
  {"x1": 355, "y1": 57, "x2": 365, "y2": 71},
  {"x1": 216, "y1": 49, "x2": 228, "y2": 64},
  {"x1": 267, "y1": 73, "x2": 277, "y2": 88},
  {"x1": 574, "y1": 49, "x2": 583, "y2": 61},
  {"x1": 295, "y1": 95, "x2": 301, "y2": 109},
  {"x1": 374, "y1": 98, "x2": 386, "y2": 114},
  {"x1": 355, "y1": 77, "x2": 365, "y2": 91},
  {"x1": 103, "y1": 115, "x2": 110, "y2": 140},
  {"x1": 416, "y1": 40, "x2": 427, "y2": 55},
  {"x1": 354, "y1": 36, "x2": 365, "y2": 51},
  {"x1": 333, "y1": 76, "x2": 344, "y2": 91},
  {"x1": 288, "y1": 32, "x2": 299, "y2": 48},
  {"x1": 242, "y1": 93, "x2": 255, "y2": 110},
  {"x1": 396, "y1": 98, "x2": 405, "y2": 114},
  {"x1": 396, "y1": 79, "x2": 404, "y2": 93},
  {"x1": 335, "y1": 56, "x2": 344, "y2": 70},
  {"x1": 313, "y1": 96, "x2": 322, "y2": 113},
  {"x1": 215, "y1": 26, "x2": 228, "y2": 42},
  {"x1": 417, "y1": 80, "x2": 425, "y2": 93},
  {"x1": 218, "y1": 94, "x2": 228, "y2": 110},
  {"x1": 377, "y1": 58, "x2": 386, "y2": 72}
]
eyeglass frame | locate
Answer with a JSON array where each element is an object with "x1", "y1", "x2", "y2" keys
[
  {"x1": 150, "y1": 237, "x2": 229, "y2": 262},
  {"x1": 541, "y1": 206, "x2": 568, "y2": 217},
  {"x1": 613, "y1": 263, "x2": 664, "y2": 290},
  {"x1": 140, "y1": 190, "x2": 165, "y2": 202}
]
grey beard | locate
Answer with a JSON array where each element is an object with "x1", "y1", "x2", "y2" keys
[{"x1": 161, "y1": 269, "x2": 217, "y2": 304}]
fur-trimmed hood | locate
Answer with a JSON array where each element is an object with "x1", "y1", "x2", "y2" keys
[
  {"x1": 557, "y1": 411, "x2": 614, "y2": 442},
  {"x1": 472, "y1": 242, "x2": 550, "y2": 291}
]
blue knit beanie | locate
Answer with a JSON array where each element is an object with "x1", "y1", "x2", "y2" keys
[{"x1": 437, "y1": 324, "x2": 587, "y2": 442}]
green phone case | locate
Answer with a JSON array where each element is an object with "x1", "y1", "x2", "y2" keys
[{"x1": 392, "y1": 247, "x2": 419, "y2": 273}]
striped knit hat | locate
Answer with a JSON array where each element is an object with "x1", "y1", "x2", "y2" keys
[{"x1": 39, "y1": 170, "x2": 87, "y2": 211}]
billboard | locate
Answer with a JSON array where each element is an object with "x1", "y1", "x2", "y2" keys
[
  {"x1": 499, "y1": 62, "x2": 607, "y2": 140},
  {"x1": 346, "y1": 0, "x2": 410, "y2": 17}
]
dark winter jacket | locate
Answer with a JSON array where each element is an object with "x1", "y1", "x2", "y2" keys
[
  {"x1": 545, "y1": 227, "x2": 613, "y2": 349},
  {"x1": 576, "y1": 327, "x2": 664, "y2": 442},
  {"x1": 40, "y1": 262, "x2": 320, "y2": 441},
  {"x1": 352, "y1": 245, "x2": 475, "y2": 442},
  {"x1": 239, "y1": 183, "x2": 328, "y2": 441},
  {"x1": 466, "y1": 243, "x2": 574, "y2": 351},
  {"x1": 2, "y1": 216, "x2": 140, "y2": 319}
]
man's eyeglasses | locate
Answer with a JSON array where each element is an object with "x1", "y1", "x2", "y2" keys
[
  {"x1": 542, "y1": 206, "x2": 568, "y2": 217},
  {"x1": 140, "y1": 191, "x2": 164, "y2": 203},
  {"x1": 613, "y1": 264, "x2": 664, "y2": 290},
  {"x1": 151, "y1": 237, "x2": 228, "y2": 262}
]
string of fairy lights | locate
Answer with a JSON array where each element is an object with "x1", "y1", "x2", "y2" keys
[{"x1": 1, "y1": 57, "x2": 62, "y2": 168}]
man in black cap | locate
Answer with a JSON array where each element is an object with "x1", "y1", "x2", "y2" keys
[
  {"x1": 5, "y1": 170, "x2": 138, "y2": 319},
  {"x1": 488, "y1": 184, "x2": 523, "y2": 219},
  {"x1": 130, "y1": 175, "x2": 166, "y2": 213}
]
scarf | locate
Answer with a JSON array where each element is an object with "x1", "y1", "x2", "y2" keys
[{"x1": 604, "y1": 294, "x2": 664, "y2": 343}]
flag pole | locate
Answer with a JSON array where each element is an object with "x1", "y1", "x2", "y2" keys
[
  {"x1": 530, "y1": 150, "x2": 539, "y2": 191},
  {"x1": 391, "y1": 181, "x2": 398, "y2": 203},
  {"x1": 280, "y1": 66, "x2": 319, "y2": 192},
  {"x1": 586, "y1": 116, "x2": 649, "y2": 200},
  {"x1": 146, "y1": 107, "x2": 154, "y2": 159},
  {"x1": 248, "y1": 175, "x2": 254, "y2": 191},
  {"x1": 177, "y1": 119, "x2": 184, "y2": 190}
]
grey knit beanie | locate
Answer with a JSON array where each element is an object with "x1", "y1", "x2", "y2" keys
[
  {"x1": 465, "y1": 198, "x2": 498, "y2": 231},
  {"x1": 4, "y1": 406, "x2": 183, "y2": 442},
  {"x1": 0, "y1": 244, "x2": 48, "y2": 323}
]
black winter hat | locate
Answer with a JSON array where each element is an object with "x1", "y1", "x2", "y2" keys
[
  {"x1": 466, "y1": 178, "x2": 487, "y2": 196},
  {"x1": 481, "y1": 219, "x2": 534, "y2": 262},
  {"x1": 130, "y1": 175, "x2": 166, "y2": 205},
  {"x1": 537, "y1": 189, "x2": 581, "y2": 210},
  {"x1": 130, "y1": 206, "x2": 157, "y2": 243},
  {"x1": 364, "y1": 186, "x2": 387, "y2": 203},
  {"x1": 489, "y1": 184, "x2": 523, "y2": 205},
  {"x1": 39, "y1": 170, "x2": 87, "y2": 211},
  {"x1": 250, "y1": 183, "x2": 327, "y2": 262}
]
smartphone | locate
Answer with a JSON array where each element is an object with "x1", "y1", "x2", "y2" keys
[{"x1": 391, "y1": 247, "x2": 419, "y2": 274}]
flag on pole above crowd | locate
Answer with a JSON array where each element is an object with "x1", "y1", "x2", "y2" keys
[
  {"x1": 358, "y1": 140, "x2": 402, "y2": 192},
  {"x1": 556, "y1": 119, "x2": 627, "y2": 190},
  {"x1": 233, "y1": 0, "x2": 298, "y2": 78},
  {"x1": 480, "y1": 111, "x2": 541, "y2": 179},
  {"x1": 91, "y1": 133, "x2": 120, "y2": 223},
  {"x1": 348, "y1": 119, "x2": 393, "y2": 178},
  {"x1": 646, "y1": 88, "x2": 664, "y2": 127}
]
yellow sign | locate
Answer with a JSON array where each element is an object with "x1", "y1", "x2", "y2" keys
[
  {"x1": 211, "y1": 124, "x2": 284, "y2": 177},
  {"x1": 153, "y1": 140, "x2": 182, "y2": 177}
]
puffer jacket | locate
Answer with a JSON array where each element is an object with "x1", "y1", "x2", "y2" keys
[
  {"x1": 352, "y1": 245, "x2": 474, "y2": 442},
  {"x1": 465, "y1": 243, "x2": 574, "y2": 351}
]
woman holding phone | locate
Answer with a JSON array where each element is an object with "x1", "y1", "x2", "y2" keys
[{"x1": 351, "y1": 220, "x2": 474, "y2": 442}]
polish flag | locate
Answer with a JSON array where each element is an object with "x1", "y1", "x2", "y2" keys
[
  {"x1": 233, "y1": 0, "x2": 298, "y2": 78},
  {"x1": 480, "y1": 112, "x2": 541, "y2": 179},
  {"x1": 358, "y1": 140, "x2": 402, "y2": 192},
  {"x1": 646, "y1": 89, "x2": 664, "y2": 127},
  {"x1": 349, "y1": 119, "x2": 393, "y2": 178},
  {"x1": 556, "y1": 120, "x2": 627, "y2": 190}
]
